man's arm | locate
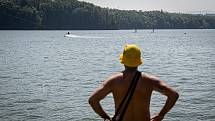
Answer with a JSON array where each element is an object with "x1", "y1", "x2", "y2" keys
[
  {"x1": 88, "y1": 76, "x2": 114, "y2": 120},
  {"x1": 151, "y1": 76, "x2": 179, "y2": 121}
]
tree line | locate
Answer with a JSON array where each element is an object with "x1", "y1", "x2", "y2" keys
[{"x1": 0, "y1": 0, "x2": 215, "y2": 30}]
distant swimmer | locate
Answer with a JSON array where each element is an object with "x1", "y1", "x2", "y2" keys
[
  {"x1": 134, "y1": 28, "x2": 137, "y2": 33},
  {"x1": 67, "y1": 32, "x2": 70, "y2": 35},
  {"x1": 89, "y1": 44, "x2": 179, "y2": 121}
]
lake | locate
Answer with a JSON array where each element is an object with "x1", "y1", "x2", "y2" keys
[{"x1": 0, "y1": 29, "x2": 215, "y2": 121}]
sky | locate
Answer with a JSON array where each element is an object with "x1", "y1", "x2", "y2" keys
[{"x1": 80, "y1": 0, "x2": 215, "y2": 14}]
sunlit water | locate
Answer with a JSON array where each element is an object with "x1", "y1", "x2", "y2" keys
[{"x1": 0, "y1": 30, "x2": 215, "y2": 121}]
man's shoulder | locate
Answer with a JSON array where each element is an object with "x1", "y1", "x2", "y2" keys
[
  {"x1": 103, "y1": 72, "x2": 122, "y2": 87},
  {"x1": 141, "y1": 72, "x2": 162, "y2": 83},
  {"x1": 107, "y1": 72, "x2": 123, "y2": 81}
]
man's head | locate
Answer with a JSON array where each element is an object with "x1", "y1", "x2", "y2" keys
[{"x1": 119, "y1": 44, "x2": 143, "y2": 68}]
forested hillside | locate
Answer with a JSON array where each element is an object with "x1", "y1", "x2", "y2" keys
[{"x1": 1, "y1": 0, "x2": 215, "y2": 30}]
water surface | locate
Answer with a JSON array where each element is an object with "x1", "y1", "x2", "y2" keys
[{"x1": 0, "y1": 29, "x2": 215, "y2": 121}]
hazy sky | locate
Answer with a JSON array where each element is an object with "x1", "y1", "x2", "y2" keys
[{"x1": 81, "y1": 0, "x2": 215, "y2": 13}]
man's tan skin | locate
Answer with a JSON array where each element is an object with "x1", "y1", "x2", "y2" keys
[{"x1": 89, "y1": 66, "x2": 179, "y2": 121}]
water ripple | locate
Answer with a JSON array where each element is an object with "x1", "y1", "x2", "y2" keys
[
  {"x1": 14, "y1": 99, "x2": 47, "y2": 104},
  {"x1": 0, "y1": 30, "x2": 215, "y2": 121}
]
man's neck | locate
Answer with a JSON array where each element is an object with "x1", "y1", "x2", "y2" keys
[{"x1": 124, "y1": 66, "x2": 138, "y2": 71}]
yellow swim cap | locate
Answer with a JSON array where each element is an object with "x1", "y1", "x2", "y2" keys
[{"x1": 119, "y1": 44, "x2": 143, "y2": 67}]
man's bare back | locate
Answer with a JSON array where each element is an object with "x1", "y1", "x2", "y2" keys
[
  {"x1": 111, "y1": 71, "x2": 152, "y2": 121},
  {"x1": 89, "y1": 69, "x2": 179, "y2": 121}
]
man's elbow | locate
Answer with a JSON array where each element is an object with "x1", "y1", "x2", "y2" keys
[
  {"x1": 170, "y1": 91, "x2": 179, "y2": 100},
  {"x1": 88, "y1": 96, "x2": 98, "y2": 106},
  {"x1": 88, "y1": 97, "x2": 94, "y2": 105},
  {"x1": 175, "y1": 92, "x2": 179, "y2": 100}
]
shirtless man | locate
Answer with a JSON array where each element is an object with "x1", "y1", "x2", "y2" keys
[{"x1": 89, "y1": 44, "x2": 179, "y2": 121}]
